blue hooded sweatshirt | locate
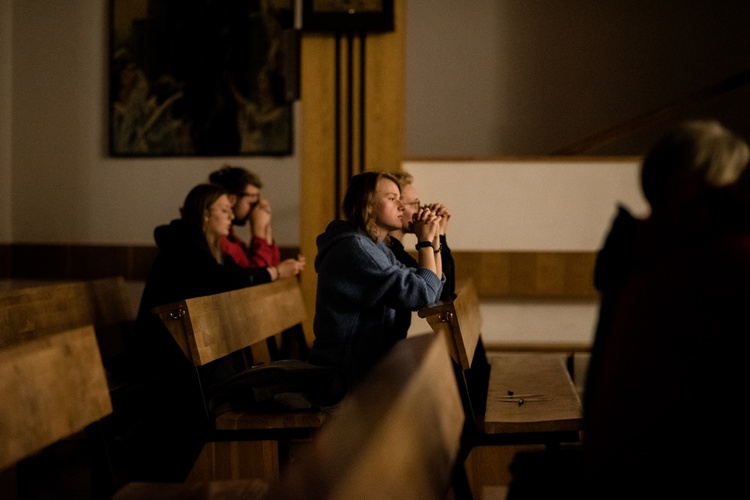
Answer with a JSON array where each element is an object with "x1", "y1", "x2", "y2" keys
[{"x1": 308, "y1": 220, "x2": 444, "y2": 387}]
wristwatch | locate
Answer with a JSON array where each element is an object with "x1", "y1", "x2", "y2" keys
[{"x1": 415, "y1": 241, "x2": 433, "y2": 251}]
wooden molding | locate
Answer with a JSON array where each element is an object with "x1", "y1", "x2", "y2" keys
[
  {"x1": 2, "y1": 244, "x2": 597, "y2": 300},
  {"x1": 451, "y1": 251, "x2": 597, "y2": 299}
]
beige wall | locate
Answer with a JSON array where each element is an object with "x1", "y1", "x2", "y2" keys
[
  {"x1": 4, "y1": 1, "x2": 725, "y2": 346},
  {"x1": 403, "y1": 159, "x2": 649, "y2": 345},
  {"x1": 406, "y1": 0, "x2": 750, "y2": 156},
  {"x1": 5, "y1": 0, "x2": 300, "y2": 247},
  {"x1": 4, "y1": 0, "x2": 743, "y2": 246},
  {"x1": 403, "y1": 159, "x2": 648, "y2": 252}
]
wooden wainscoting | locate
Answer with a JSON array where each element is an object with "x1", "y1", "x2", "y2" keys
[
  {"x1": 453, "y1": 251, "x2": 597, "y2": 299},
  {"x1": 3, "y1": 244, "x2": 597, "y2": 301}
]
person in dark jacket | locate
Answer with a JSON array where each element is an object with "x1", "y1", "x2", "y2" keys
[
  {"x1": 585, "y1": 119, "x2": 750, "y2": 417},
  {"x1": 387, "y1": 170, "x2": 456, "y2": 342},
  {"x1": 508, "y1": 120, "x2": 750, "y2": 499},
  {"x1": 308, "y1": 171, "x2": 445, "y2": 388},
  {"x1": 127, "y1": 183, "x2": 301, "y2": 482},
  {"x1": 583, "y1": 120, "x2": 750, "y2": 499}
]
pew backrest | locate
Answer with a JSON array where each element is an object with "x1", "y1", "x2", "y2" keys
[
  {"x1": 271, "y1": 333, "x2": 465, "y2": 499},
  {"x1": 153, "y1": 277, "x2": 305, "y2": 367},
  {"x1": 0, "y1": 277, "x2": 135, "y2": 350},
  {"x1": 0, "y1": 325, "x2": 112, "y2": 471},
  {"x1": 419, "y1": 277, "x2": 482, "y2": 369}
]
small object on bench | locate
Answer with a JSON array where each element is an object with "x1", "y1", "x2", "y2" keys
[
  {"x1": 154, "y1": 278, "x2": 345, "y2": 484},
  {"x1": 268, "y1": 333, "x2": 466, "y2": 500},
  {"x1": 418, "y1": 278, "x2": 583, "y2": 446},
  {"x1": 418, "y1": 278, "x2": 584, "y2": 498}
]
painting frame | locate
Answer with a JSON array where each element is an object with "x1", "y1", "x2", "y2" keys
[
  {"x1": 302, "y1": 0, "x2": 394, "y2": 33},
  {"x1": 108, "y1": 0, "x2": 297, "y2": 158}
]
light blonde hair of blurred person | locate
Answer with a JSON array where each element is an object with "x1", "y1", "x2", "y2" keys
[{"x1": 641, "y1": 120, "x2": 750, "y2": 222}]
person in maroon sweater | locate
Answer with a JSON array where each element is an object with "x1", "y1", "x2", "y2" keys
[{"x1": 209, "y1": 164, "x2": 305, "y2": 273}]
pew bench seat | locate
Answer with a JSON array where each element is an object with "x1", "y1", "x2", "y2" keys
[
  {"x1": 484, "y1": 352, "x2": 584, "y2": 435},
  {"x1": 268, "y1": 332, "x2": 466, "y2": 500},
  {"x1": 117, "y1": 333, "x2": 465, "y2": 500},
  {"x1": 419, "y1": 278, "x2": 584, "y2": 497},
  {"x1": 153, "y1": 278, "x2": 338, "y2": 485}
]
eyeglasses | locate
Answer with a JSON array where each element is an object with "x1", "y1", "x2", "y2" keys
[{"x1": 402, "y1": 201, "x2": 420, "y2": 208}]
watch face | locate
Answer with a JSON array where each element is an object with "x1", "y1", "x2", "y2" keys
[{"x1": 313, "y1": 0, "x2": 384, "y2": 14}]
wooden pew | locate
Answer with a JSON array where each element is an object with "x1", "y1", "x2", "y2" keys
[
  {"x1": 267, "y1": 332, "x2": 466, "y2": 500},
  {"x1": 115, "y1": 332, "x2": 465, "y2": 500},
  {"x1": 0, "y1": 326, "x2": 113, "y2": 499},
  {"x1": 0, "y1": 277, "x2": 138, "y2": 391},
  {"x1": 418, "y1": 278, "x2": 583, "y2": 494},
  {"x1": 0, "y1": 277, "x2": 144, "y2": 495},
  {"x1": 0, "y1": 321, "x2": 268, "y2": 500},
  {"x1": 0, "y1": 276, "x2": 140, "y2": 407},
  {"x1": 153, "y1": 278, "x2": 338, "y2": 485},
  {"x1": 0, "y1": 277, "x2": 134, "y2": 348}
]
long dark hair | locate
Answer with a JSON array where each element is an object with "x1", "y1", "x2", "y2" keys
[
  {"x1": 180, "y1": 183, "x2": 229, "y2": 237},
  {"x1": 342, "y1": 171, "x2": 401, "y2": 241}
]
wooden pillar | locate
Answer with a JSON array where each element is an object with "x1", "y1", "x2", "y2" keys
[{"x1": 299, "y1": 0, "x2": 406, "y2": 344}]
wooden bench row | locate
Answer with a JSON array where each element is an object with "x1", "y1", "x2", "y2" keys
[
  {"x1": 149, "y1": 275, "x2": 583, "y2": 497},
  {"x1": 0, "y1": 277, "x2": 141, "y2": 498},
  {"x1": 418, "y1": 278, "x2": 583, "y2": 444},
  {"x1": 152, "y1": 277, "x2": 332, "y2": 484},
  {"x1": 0, "y1": 278, "x2": 465, "y2": 499},
  {"x1": 418, "y1": 278, "x2": 584, "y2": 496},
  {"x1": 0, "y1": 275, "x2": 584, "y2": 499}
]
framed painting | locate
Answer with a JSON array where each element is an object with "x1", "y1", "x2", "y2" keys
[
  {"x1": 109, "y1": 0, "x2": 297, "y2": 157},
  {"x1": 302, "y1": 0, "x2": 394, "y2": 33}
]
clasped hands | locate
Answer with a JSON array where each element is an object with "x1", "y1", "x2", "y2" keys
[{"x1": 410, "y1": 204, "x2": 447, "y2": 244}]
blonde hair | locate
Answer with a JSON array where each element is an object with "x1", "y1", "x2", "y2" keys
[
  {"x1": 390, "y1": 170, "x2": 413, "y2": 188},
  {"x1": 343, "y1": 171, "x2": 401, "y2": 241},
  {"x1": 641, "y1": 120, "x2": 750, "y2": 212}
]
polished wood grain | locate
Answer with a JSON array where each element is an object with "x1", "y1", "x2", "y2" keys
[
  {"x1": 0, "y1": 277, "x2": 134, "y2": 348},
  {"x1": 214, "y1": 409, "x2": 328, "y2": 432},
  {"x1": 418, "y1": 278, "x2": 584, "y2": 495},
  {"x1": 419, "y1": 278, "x2": 583, "y2": 438},
  {"x1": 154, "y1": 278, "x2": 306, "y2": 367},
  {"x1": 484, "y1": 353, "x2": 583, "y2": 434},
  {"x1": 114, "y1": 479, "x2": 269, "y2": 500},
  {"x1": 419, "y1": 277, "x2": 482, "y2": 369},
  {"x1": 449, "y1": 251, "x2": 597, "y2": 299},
  {"x1": 185, "y1": 440, "x2": 279, "y2": 485},
  {"x1": 0, "y1": 326, "x2": 112, "y2": 470},
  {"x1": 152, "y1": 278, "x2": 327, "y2": 485},
  {"x1": 271, "y1": 333, "x2": 464, "y2": 500}
]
